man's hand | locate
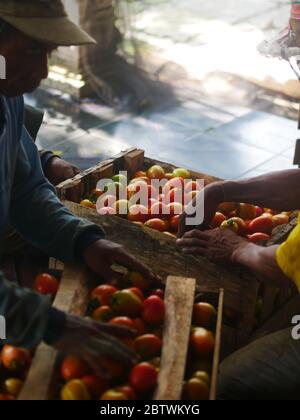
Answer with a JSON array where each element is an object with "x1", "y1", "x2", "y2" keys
[
  {"x1": 176, "y1": 228, "x2": 249, "y2": 265},
  {"x1": 83, "y1": 239, "x2": 161, "y2": 287},
  {"x1": 44, "y1": 157, "x2": 80, "y2": 186},
  {"x1": 178, "y1": 182, "x2": 224, "y2": 238},
  {"x1": 54, "y1": 314, "x2": 138, "y2": 378}
]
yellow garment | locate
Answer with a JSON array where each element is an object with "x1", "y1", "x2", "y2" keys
[{"x1": 276, "y1": 214, "x2": 300, "y2": 292}]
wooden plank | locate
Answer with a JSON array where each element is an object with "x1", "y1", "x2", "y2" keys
[
  {"x1": 210, "y1": 288, "x2": 224, "y2": 400},
  {"x1": 154, "y1": 276, "x2": 196, "y2": 400},
  {"x1": 64, "y1": 200, "x2": 259, "y2": 321},
  {"x1": 18, "y1": 264, "x2": 92, "y2": 401},
  {"x1": 267, "y1": 212, "x2": 298, "y2": 246}
]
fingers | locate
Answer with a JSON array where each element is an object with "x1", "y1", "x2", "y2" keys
[
  {"x1": 115, "y1": 249, "x2": 162, "y2": 285},
  {"x1": 181, "y1": 229, "x2": 211, "y2": 240},
  {"x1": 177, "y1": 238, "x2": 209, "y2": 250},
  {"x1": 97, "y1": 265, "x2": 124, "y2": 285},
  {"x1": 181, "y1": 247, "x2": 207, "y2": 256},
  {"x1": 96, "y1": 322, "x2": 137, "y2": 338},
  {"x1": 87, "y1": 335, "x2": 138, "y2": 364}
]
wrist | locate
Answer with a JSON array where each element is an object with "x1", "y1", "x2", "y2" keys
[
  {"x1": 231, "y1": 242, "x2": 257, "y2": 265},
  {"x1": 207, "y1": 181, "x2": 226, "y2": 204}
]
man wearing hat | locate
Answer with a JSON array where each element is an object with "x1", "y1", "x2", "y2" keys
[
  {"x1": 177, "y1": 2, "x2": 300, "y2": 399},
  {"x1": 0, "y1": 0, "x2": 159, "y2": 372}
]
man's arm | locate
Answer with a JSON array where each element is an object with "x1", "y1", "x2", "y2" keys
[
  {"x1": 9, "y1": 127, "x2": 104, "y2": 262},
  {"x1": 179, "y1": 170, "x2": 300, "y2": 236}
]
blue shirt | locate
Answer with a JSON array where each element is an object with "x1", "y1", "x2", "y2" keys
[{"x1": 0, "y1": 95, "x2": 104, "y2": 348}]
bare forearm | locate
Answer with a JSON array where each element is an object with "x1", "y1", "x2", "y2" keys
[
  {"x1": 232, "y1": 243, "x2": 293, "y2": 288},
  {"x1": 219, "y1": 170, "x2": 300, "y2": 211}
]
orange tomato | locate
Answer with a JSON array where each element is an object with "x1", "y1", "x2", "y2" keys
[
  {"x1": 193, "y1": 303, "x2": 217, "y2": 329},
  {"x1": 170, "y1": 215, "x2": 180, "y2": 232},
  {"x1": 144, "y1": 218, "x2": 168, "y2": 232},
  {"x1": 248, "y1": 216, "x2": 274, "y2": 235},
  {"x1": 128, "y1": 205, "x2": 149, "y2": 223},
  {"x1": 236, "y1": 204, "x2": 256, "y2": 220},
  {"x1": 162, "y1": 178, "x2": 185, "y2": 194},
  {"x1": 183, "y1": 378, "x2": 209, "y2": 401},
  {"x1": 34, "y1": 273, "x2": 59, "y2": 297},
  {"x1": 133, "y1": 171, "x2": 147, "y2": 179},
  {"x1": 165, "y1": 188, "x2": 185, "y2": 205},
  {"x1": 61, "y1": 356, "x2": 91, "y2": 381},
  {"x1": 210, "y1": 212, "x2": 227, "y2": 228},
  {"x1": 134, "y1": 334, "x2": 162, "y2": 359},
  {"x1": 272, "y1": 214, "x2": 289, "y2": 227},
  {"x1": 190, "y1": 328, "x2": 215, "y2": 358},
  {"x1": 109, "y1": 316, "x2": 136, "y2": 329},
  {"x1": 150, "y1": 201, "x2": 169, "y2": 218},
  {"x1": 218, "y1": 202, "x2": 237, "y2": 213},
  {"x1": 99, "y1": 194, "x2": 117, "y2": 208},
  {"x1": 1, "y1": 346, "x2": 31, "y2": 372},
  {"x1": 185, "y1": 180, "x2": 202, "y2": 192},
  {"x1": 91, "y1": 285, "x2": 118, "y2": 306},
  {"x1": 248, "y1": 233, "x2": 270, "y2": 243},
  {"x1": 3, "y1": 378, "x2": 23, "y2": 397}
]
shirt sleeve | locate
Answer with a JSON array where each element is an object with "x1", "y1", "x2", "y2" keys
[
  {"x1": 276, "y1": 214, "x2": 300, "y2": 292},
  {"x1": 9, "y1": 126, "x2": 105, "y2": 262}
]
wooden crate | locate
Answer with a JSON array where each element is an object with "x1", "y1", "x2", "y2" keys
[
  {"x1": 57, "y1": 148, "x2": 259, "y2": 346},
  {"x1": 19, "y1": 265, "x2": 224, "y2": 401},
  {"x1": 56, "y1": 148, "x2": 297, "y2": 342}
]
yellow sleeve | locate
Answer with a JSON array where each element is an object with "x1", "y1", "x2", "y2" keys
[{"x1": 276, "y1": 215, "x2": 300, "y2": 292}]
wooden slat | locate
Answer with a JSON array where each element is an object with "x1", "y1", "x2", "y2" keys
[
  {"x1": 18, "y1": 264, "x2": 91, "y2": 400},
  {"x1": 154, "y1": 276, "x2": 196, "y2": 400},
  {"x1": 210, "y1": 289, "x2": 224, "y2": 400}
]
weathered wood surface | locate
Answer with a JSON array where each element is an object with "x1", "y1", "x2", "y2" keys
[
  {"x1": 64, "y1": 200, "x2": 259, "y2": 336},
  {"x1": 18, "y1": 264, "x2": 92, "y2": 401},
  {"x1": 209, "y1": 289, "x2": 224, "y2": 401},
  {"x1": 267, "y1": 211, "x2": 298, "y2": 246},
  {"x1": 154, "y1": 276, "x2": 196, "y2": 400}
]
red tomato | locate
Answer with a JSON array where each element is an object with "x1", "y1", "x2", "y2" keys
[
  {"x1": 98, "y1": 194, "x2": 117, "y2": 208},
  {"x1": 82, "y1": 375, "x2": 109, "y2": 399},
  {"x1": 117, "y1": 385, "x2": 138, "y2": 400},
  {"x1": 100, "y1": 357, "x2": 126, "y2": 380},
  {"x1": 34, "y1": 273, "x2": 59, "y2": 297},
  {"x1": 248, "y1": 233, "x2": 270, "y2": 243},
  {"x1": 1, "y1": 346, "x2": 31, "y2": 372},
  {"x1": 185, "y1": 180, "x2": 202, "y2": 192},
  {"x1": 133, "y1": 171, "x2": 147, "y2": 179},
  {"x1": 135, "y1": 334, "x2": 162, "y2": 359},
  {"x1": 128, "y1": 205, "x2": 149, "y2": 223},
  {"x1": 132, "y1": 318, "x2": 147, "y2": 336},
  {"x1": 0, "y1": 394, "x2": 15, "y2": 400},
  {"x1": 109, "y1": 316, "x2": 136, "y2": 329},
  {"x1": 90, "y1": 285, "x2": 118, "y2": 306},
  {"x1": 61, "y1": 356, "x2": 91, "y2": 381},
  {"x1": 128, "y1": 287, "x2": 145, "y2": 302},
  {"x1": 248, "y1": 216, "x2": 274, "y2": 235},
  {"x1": 144, "y1": 218, "x2": 168, "y2": 232},
  {"x1": 210, "y1": 212, "x2": 227, "y2": 229},
  {"x1": 166, "y1": 202, "x2": 183, "y2": 219},
  {"x1": 127, "y1": 181, "x2": 157, "y2": 201},
  {"x1": 190, "y1": 328, "x2": 215, "y2": 358},
  {"x1": 149, "y1": 289, "x2": 165, "y2": 299},
  {"x1": 129, "y1": 363, "x2": 158, "y2": 393},
  {"x1": 150, "y1": 201, "x2": 169, "y2": 218},
  {"x1": 142, "y1": 296, "x2": 165, "y2": 325},
  {"x1": 185, "y1": 190, "x2": 200, "y2": 205},
  {"x1": 255, "y1": 206, "x2": 264, "y2": 217},
  {"x1": 170, "y1": 215, "x2": 180, "y2": 232},
  {"x1": 162, "y1": 177, "x2": 185, "y2": 194},
  {"x1": 193, "y1": 303, "x2": 217, "y2": 328}
]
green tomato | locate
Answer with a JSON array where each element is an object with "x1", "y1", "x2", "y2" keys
[
  {"x1": 112, "y1": 174, "x2": 128, "y2": 186},
  {"x1": 111, "y1": 290, "x2": 142, "y2": 317}
]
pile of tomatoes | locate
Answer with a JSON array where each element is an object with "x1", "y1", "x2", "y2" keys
[
  {"x1": 182, "y1": 302, "x2": 217, "y2": 400},
  {"x1": 213, "y1": 203, "x2": 292, "y2": 243},
  {"x1": 59, "y1": 271, "x2": 166, "y2": 401},
  {"x1": 79, "y1": 165, "x2": 292, "y2": 242},
  {"x1": 0, "y1": 273, "x2": 59, "y2": 400}
]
